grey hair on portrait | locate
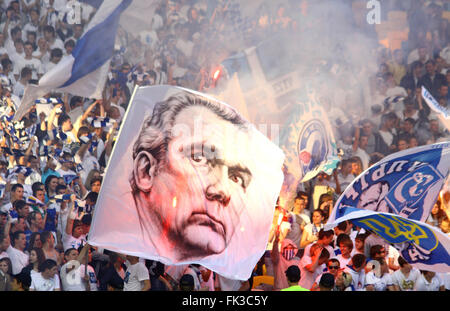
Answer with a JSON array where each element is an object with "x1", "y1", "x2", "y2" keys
[{"x1": 129, "y1": 91, "x2": 249, "y2": 193}]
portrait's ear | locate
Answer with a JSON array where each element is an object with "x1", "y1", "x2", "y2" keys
[{"x1": 133, "y1": 151, "x2": 158, "y2": 192}]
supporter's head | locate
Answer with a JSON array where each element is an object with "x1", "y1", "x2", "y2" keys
[
  {"x1": 429, "y1": 119, "x2": 441, "y2": 134},
  {"x1": 326, "y1": 258, "x2": 340, "y2": 276},
  {"x1": 350, "y1": 254, "x2": 366, "y2": 272},
  {"x1": 40, "y1": 231, "x2": 55, "y2": 248},
  {"x1": 311, "y1": 209, "x2": 325, "y2": 226},
  {"x1": 43, "y1": 25, "x2": 56, "y2": 41},
  {"x1": 27, "y1": 211, "x2": 44, "y2": 230},
  {"x1": 13, "y1": 38, "x2": 23, "y2": 53},
  {"x1": 56, "y1": 184, "x2": 67, "y2": 195},
  {"x1": 27, "y1": 232, "x2": 42, "y2": 251},
  {"x1": 63, "y1": 248, "x2": 79, "y2": 263},
  {"x1": 319, "y1": 273, "x2": 335, "y2": 291},
  {"x1": 11, "y1": 183, "x2": 24, "y2": 201},
  {"x1": 10, "y1": 26, "x2": 22, "y2": 41},
  {"x1": 370, "y1": 244, "x2": 386, "y2": 260},
  {"x1": 26, "y1": 31, "x2": 37, "y2": 44},
  {"x1": 310, "y1": 244, "x2": 330, "y2": 265},
  {"x1": 397, "y1": 136, "x2": 409, "y2": 151},
  {"x1": 425, "y1": 60, "x2": 436, "y2": 75},
  {"x1": 58, "y1": 114, "x2": 73, "y2": 131},
  {"x1": 73, "y1": 24, "x2": 84, "y2": 39},
  {"x1": 38, "y1": 259, "x2": 58, "y2": 280},
  {"x1": 292, "y1": 195, "x2": 306, "y2": 214},
  {"x1": 438, "y1": 84, "x2": 448, "y2": 99},
  {"x1": 350, "y1": 156, "x2": 363, "y2": 176},
  {"x1": 380, "y1": 112, "x2": 397, "y2": 130},
  {"x1": 318, "y1": 229, "x2": 334, "y2": 246},
  {"x1": 44, "y1": 175, "x2": 59, "y2": 195},
  {"x1": 0, "y1": 232, "x2": 10, "y2": 252},
  {"x1": 1, "y1": 58, "x2": 12, "y2": 73},
  {"x1": 89, "y1": 176, "x2": 102, "y2": 193},
  {"x1": 50, "y1": 48, "x2": 63, "y2": 63},
  {"x1": 11, "y1": 216, "x2": 27, "y2": 233},
  {"x1": 13, "y1": 200, "x2": 30, "y2": 218},
  {"x1": 64, "y1": 39, "x2": 75, "y2": 55},
  {"x1": 23, "y1": 41, "x2": 34, "y2": 58},
  {"x1": 29, "y1": 247, "x2": 45, "y2": 268},
  {"x1": 0, "y1": 257, "x2": 12, "y2": 275},
  {"x1": 81, "y1": 214, "x2": 92, "y2": 235},
  {"x1": 338, "y1": 236, "x2": 354, "y2": 257},
  {"x1": 20, "y1": 66, "x2": 32, "y2": 84},
  {"x1": 285, "y1": 265, "x2": 301, "y2": 284},
  {"x1": 12, "y1": 230, "x2": 27, "y2": 251},
  {"x1": 32, "y1": 181, "x2": 45, "y2": 200},
  {"x1": 77, "y1": 126, "x2": 90, "y2": 140},
  {"x1": 334, "y1": 221, "x2": 351, "y2": 236},
  {"x1": 70, "y1": 96, "x2": 83, "y2": 110},
  {"x1": 29, "y1": 8, "x2": 40, "y2": 22},
  {"x1": 72, "y1": 219, "x2": 84, "y2": 238},
  {"x1": 361, "y1": 119, "x2": 374, "y2": 136}
]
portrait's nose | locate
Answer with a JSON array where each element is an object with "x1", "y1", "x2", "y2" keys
[{"x1": 205, "y1": 166, "x2": 231, "y2": 207}]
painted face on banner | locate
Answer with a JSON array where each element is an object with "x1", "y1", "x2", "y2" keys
[{"x1": 141, "y1": 106, "x2": 253, "y2": 258}]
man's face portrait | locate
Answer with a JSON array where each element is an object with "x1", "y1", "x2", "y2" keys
[
  {"x1": 133, "y1": 101, "x2": 254, "y2": 260},
  {"x1": 88, "y1": 86, "x2": 284, "y2": 280}
]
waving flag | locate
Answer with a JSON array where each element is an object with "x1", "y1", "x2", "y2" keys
[
  {"x1": 422, "y1": 86, "x2": 450, "y2": 132},
  {"x1": 88, "y1": 86, "x2": 285, "y2": 280},
  {"x1": 326, "y1": 208, "x2": 450, "y2": 273},
  {"x1": 328, "y1": 142, "x2": 450, "y2": 224},
  {"x1": 14, "y1": 0, "x2": 157, "y2": 121}
]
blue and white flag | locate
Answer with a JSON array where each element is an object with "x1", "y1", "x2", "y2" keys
[
  {"x1": 327, "y1": 142, "x2": 450, "y2": 224},
  {"x1": 280, "y1": 99, "x2": 340, "y2": 182},
  {"x1": 325, "y1": 207, "x2": 450, "y2": 273},
  {"x1": 14, "y1": 0, "x2": 157, "y2": 121},
  {"x1": 422, "y1": 86, "x2": 450, "y2": 132}
]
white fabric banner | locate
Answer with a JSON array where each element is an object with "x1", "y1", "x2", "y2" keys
[{"x1": 88, "y1": 86, "x2": 285, "y2": 280}]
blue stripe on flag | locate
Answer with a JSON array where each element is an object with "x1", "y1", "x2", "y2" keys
[{"x1": 61, "y1": 0, "x2": 132, "y2": 88}]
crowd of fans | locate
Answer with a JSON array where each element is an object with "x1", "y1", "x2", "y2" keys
[{"x1": 0, "y1": 0, "x2": 449, "y2": 291}]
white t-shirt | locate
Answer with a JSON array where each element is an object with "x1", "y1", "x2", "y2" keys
[
  {"x1": 336, "y1": 254, "x2": 352, "y2": 268},
  {"x1": 30, "y1": 272, "x2": 60, "y2": 291},
  {"x1": 391, "y1": 267, "x2": 420, "y2": 291},
  {"x1": 123, "y1": 262, "x2": 149, "y2": 291},
  {"x1": 344, "y1": 265, "x2": 365, "y2": 291},
  {"x1": 61, "y1": 262, "x2": 98, "y2": 291},
  {"x1": 365, "y1": 272, "x2": 393, "y2": 291},
  {"x1": 299, "y1": 255, "x2": 325, "y2": 290},
  {"x1": 6, "y1": 245, "x2": 29, "y2": 275},
  {"x1": 62, "y1": 233, "x2": 86, "y2": 251},
  {"x1": 414, "y1": 273, "x2": 444, "y2": 291},
  {"x1": 13, "y1": 57, "x2": 44, "y2": 80}
]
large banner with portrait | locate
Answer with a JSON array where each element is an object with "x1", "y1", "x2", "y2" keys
[
  {"x1": 327, "y1": 142, "x2": 450, "y2": 224},
  {"x1": 88, "y1": 86, "x2": 285, "y2": 280}
]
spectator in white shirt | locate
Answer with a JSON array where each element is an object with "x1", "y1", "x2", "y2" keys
[{"x1": 29, "y1": 258, "x2": 61, "y2": 291}]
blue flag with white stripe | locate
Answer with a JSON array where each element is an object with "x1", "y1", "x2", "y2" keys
[
  {"x1": 328, "y1": 142, "x2": 450, "y2": 223},
  {"x1": 326, "y1": 142, "x2": 450, "y2": 272},
  {"x1": 15, "y1": 0, "x2": 138, "y2": 121},
  {"x1": 326, "y1": 207, "x2": 450, "y2": 273}
]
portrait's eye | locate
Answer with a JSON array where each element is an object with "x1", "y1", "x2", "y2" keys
[{"x1": 229, "y1": 174, "x2": 245, "y2": 188}]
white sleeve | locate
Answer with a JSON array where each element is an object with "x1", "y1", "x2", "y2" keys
[
  {"x1": 137, "y1": 263, "x2": 150, "y2": 281},
  {"x1": 54, "y1": 274, "x2": 61, "y2": 290}
]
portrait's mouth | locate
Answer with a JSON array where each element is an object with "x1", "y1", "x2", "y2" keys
[{"x1": 187, "y1": 212, "x2": 226, "y2": 237}]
